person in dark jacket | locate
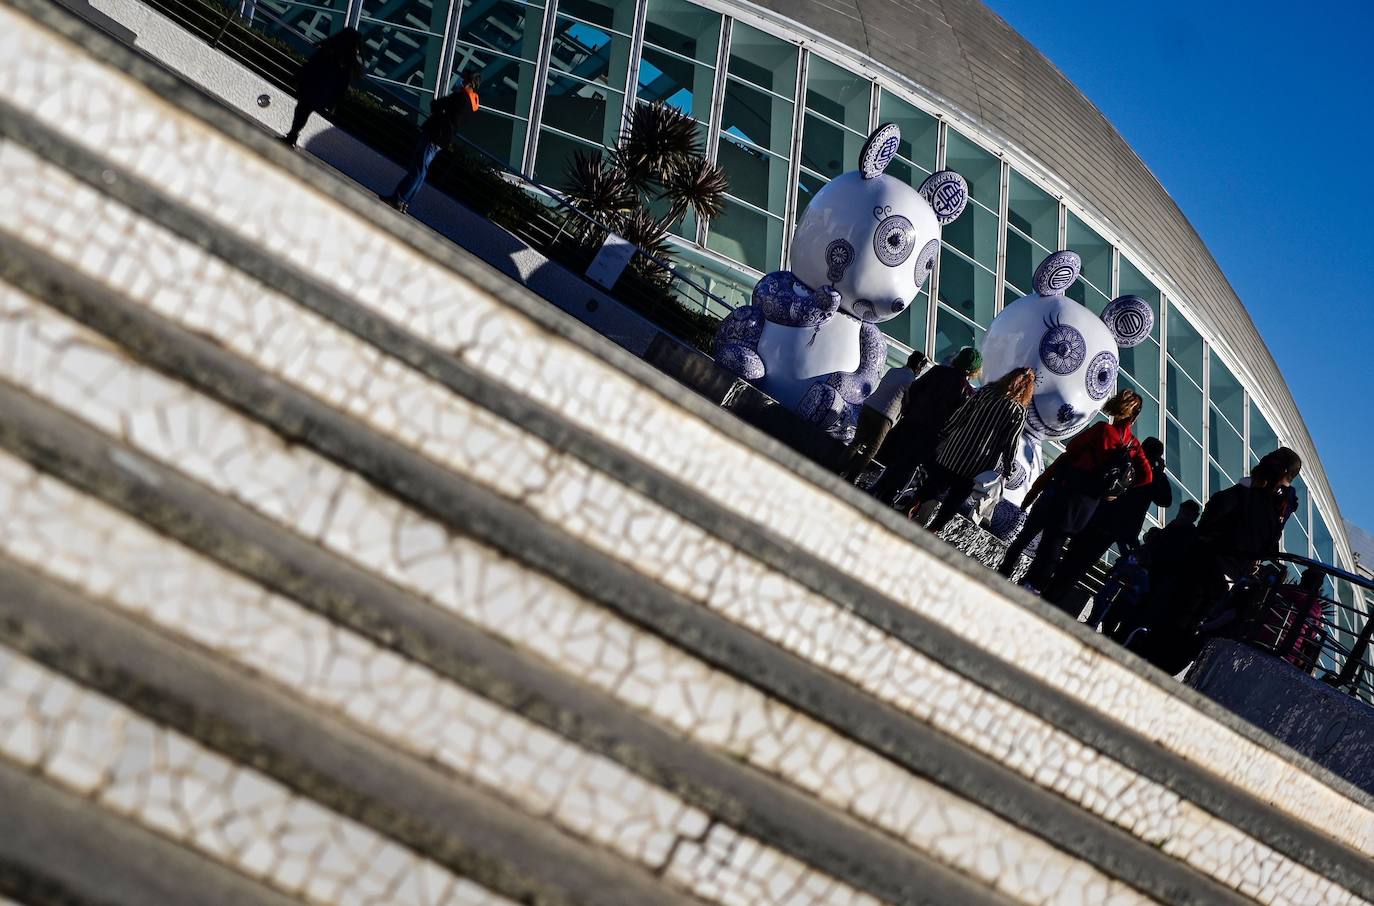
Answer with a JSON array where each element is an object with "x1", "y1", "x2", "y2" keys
[
  {"x1": 1142, "y1": 449, "x2": 1302, "y2": 673},
  {"x1": 384, "y1": 71, "x2": 482, "y2": 213},
  {"x1": 997, "y1": 389, "x2": 1153, "y2": 602},
  {"x1": 1041, "y1": 436, "x2": 1173, "y2": 607},
  {"x1": 282, "y1": 27, "x2": 365, "y2": 148},
  {"x1": 912, "y1": 367, "x2": 1033, "y2": 533},
  {"x1": 1113, "y1": 500, "x2": 1201, "y2": 657},
  {"x1": 869, "y1": 346, "x2": 981, "y2": 505}
]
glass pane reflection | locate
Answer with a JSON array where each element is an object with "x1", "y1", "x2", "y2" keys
[
  {"x1": 727, "y1": 22, "x2": 797, "y2": 93},
  {"x1": 805, "y1": 56, "x2": 869, "y2": 131},
  {"x1": 707, "y1": 197, "x2": 782, "y2": 271},
  {"x1": 937, "y1": 246, "x2": 996, "y2": 328},
  {"x1": 1007, "y1": 170, "x2": 1057, "y2": 249}
]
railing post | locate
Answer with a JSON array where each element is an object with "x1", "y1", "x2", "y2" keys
[{"x1": 1334, "y1": 608, "x2": 1374, "y2": 691}]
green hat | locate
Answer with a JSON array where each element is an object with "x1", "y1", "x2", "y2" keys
[{"x1": 951, "y1": 346, "x2": 983, "y2": 374}]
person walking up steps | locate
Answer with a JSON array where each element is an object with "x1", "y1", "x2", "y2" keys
[
  {"x1": 281, "y1": 27, "x2": 364, "y2": 148},
  {"x1": 384, "y1": 71, "x2": 482, "y2": 214},
  {"x1": 869, "y1": 346, "x2": 981, "y2": 506},
  {"x1": 909, "y1": 366, "x2": 1034, "y2": 534},
  {"x1": 997, "y1": 388, "x2": 1153, "y2": 602},
  {"x1": 839, "y1": 350, "x2": 929, "y2": 483},
  {"x1": 1041, "y1": 435, "x2": 1172, "y2": 608}
]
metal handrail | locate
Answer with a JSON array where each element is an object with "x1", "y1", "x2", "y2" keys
[{"x1": 1229, "y1": 551, "x2": 1374, "y2": 702}]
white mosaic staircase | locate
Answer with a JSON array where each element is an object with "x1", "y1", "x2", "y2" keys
[{"x1": 2, "y1": 3, "x2": 1374, "y2": 905}]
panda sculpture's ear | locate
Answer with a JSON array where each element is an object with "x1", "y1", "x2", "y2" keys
[
  {"x1": 858, "y1": 123, "x2": 902, "y2": 179},
  {"x1": 1101, "y1": 294, "x2": 1155, "y2": 348},
  {"x1": 918, "y1": 170, "x2": 969, "y2": 225},
  {"x1": 1032, "y1": 250, "x2": 1081, "y2": 296}
]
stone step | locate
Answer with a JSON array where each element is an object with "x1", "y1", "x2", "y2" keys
[
  {"x1": 0, "y1": 757, "x2": 301, "y2": 906},
  {"x1": 1, "y1": 2, "x2": 1373, "y2": 905},
  {"x1": 0, "y1": 592, "x2": 674, "y2": 906}
]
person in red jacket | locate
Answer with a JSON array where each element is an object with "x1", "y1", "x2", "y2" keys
[{"x1": 997, "y1": 389, "x2": 1153, "y2": 606}]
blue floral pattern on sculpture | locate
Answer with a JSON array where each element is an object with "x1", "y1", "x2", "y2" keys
[
  {"x1": 825, "y1": 239, "x2": 855, "y2": 283},
  {"x1": 1039, "y1": 316, "x2": 1087, "y2": 374},
  {"x1": 988, "y1": 499, "x2": 1027, "y2": 540},
  {"x1": 918, "y1": 169, "x2": 969, "y2": 225},
  {"x1": 1032, "y1": 249, "x2": 1081, "y2": 296},
  {"x1": 712, "y1": 305, "x2": 766, "y2": 379},
  {"x1": 913, "y1": 237, "x2": 939, "y2": 290},
  {"x1": 1101, "y1": 294, "x2": 1154, "y2": 348},
  {"x1": 873, "y1": 215, "x2": 916, "y2": 267},
  {"x1": 1085, "y1": 350, "x2": 1118, "y2": 400},
  {"x1": 859, "y1": 122, "x2": 902, "y2": 179},
  {"x1": 752, "y1": 271, "x2": 839, "y2": 327}
]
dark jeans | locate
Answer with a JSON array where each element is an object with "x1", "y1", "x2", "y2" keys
[
  {"x1": 284, "y1": 103, "x2": 314, "y2": 144},
  {"x1": 1041, "y1": 528, "x2": 1116, "y2": 606},
  {"x1": 840, "y1": 407, "x2": 894, "y2": 482},
  {"x1": 998, "y1": 491, "x2": 1072, "y2": 599},
  {"x1": 391, "y1": 139, "x2": 442, "y2": 206},
  {"x1": 913, "y1": 463, "x2": 977, "y2": 533}
]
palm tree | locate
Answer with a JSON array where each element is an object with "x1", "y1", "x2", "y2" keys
[{"x1": 560, "y1": 101, "x2": 727, "y2": 267}]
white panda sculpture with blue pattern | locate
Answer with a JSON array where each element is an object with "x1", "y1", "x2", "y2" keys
[
  {"x1": 713, "y1": 123, "x2": 969, "y2": 442},
  {"x1": 982, "y1": 249, "x2": 1156, "y2": 518}
]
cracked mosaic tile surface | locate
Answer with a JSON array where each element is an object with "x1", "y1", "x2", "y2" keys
[
  {"x1": 0, "y1": 11, "x2": 1367, "y2": 862},
  {"x1": 0, "y1": 645, "x2": 517, "y2": 906},
  {"x1": 0, "y1": 446, "x2": 1149, "y2": 906},
  {"x1": 0, "y1": 288, "x2": 1361, "y2": 906},
  {"x1": 0, "y1": 366, "x2": 886, "y2": 906}
]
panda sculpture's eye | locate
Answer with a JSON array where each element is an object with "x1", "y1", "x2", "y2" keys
[
  {"x1": 1039, "y1": 316, "x2": 1086, "y2": 375},
  {"x1": 912, "y1": 238, "x2": 939, "y2": 288},
  {"x1": 873, "y1": 215, "x2": 916, "y2": 266},
  {"x1": 1085, "y1": 351, "x2": 1118, "y2": 400}
]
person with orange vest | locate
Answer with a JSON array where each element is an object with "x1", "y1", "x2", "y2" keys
[{"x1": 384, "y1": 71, "x2": 481, "y2": 214}]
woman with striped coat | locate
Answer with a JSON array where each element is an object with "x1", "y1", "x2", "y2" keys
[{"x1": 912, "y1": 367, "x2": 1035, "y2": 533}]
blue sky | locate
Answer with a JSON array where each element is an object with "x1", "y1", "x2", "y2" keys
[{"x1": 982, "y1": 1, "x2": 1374, "y2": 533}]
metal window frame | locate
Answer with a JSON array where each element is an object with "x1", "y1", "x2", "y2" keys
[
  {"x1": 992, "y1": 158, "x2": 1008, "y2": 316},
  {"x1": 618, "y1": 0, "x2": 648, "y2": 128},
  {"x1": 520, "y1": 0, "x2": 560, "y2": 172},
  {"x1": 780, "y1": 47, "x2": 807, "y2": 267},
  {"x1": 697, "y1": 14, "x2": 729, "y2": 247}
]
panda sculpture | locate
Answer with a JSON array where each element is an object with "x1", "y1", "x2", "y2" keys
[
  {"x1": 982, "y1": 249, "x2": 1156, "y2": 521},
  {"x1": 713, "y1": 122, "x2": 969, "y2": 442}
]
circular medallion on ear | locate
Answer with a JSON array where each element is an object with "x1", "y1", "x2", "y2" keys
[
  {"x1": 1032, "y1": 250, "x2": 1081, "y2": 296},
  {"x1": 1101, "y1": 294, "x2": 1154, "y2": 348},
  {"x1": 859, "y1": 122, "x2": 902, "y2": 179},
  {"x1": 913, "y1": 237, "x2": 939, "y2": 289},
  {"x1": 1085, "y1": 351, "x2": 1118, "y2": 400},
  {"x1": 1039, "y1": 315, "x2": 1086, "y2": 374},
  {"x1": 873, "y1": 215, "x2": 916, "y2": 266},
  {"x1": 918, "y1": 170, "x2": 968, "y2": 224},
  {"x1": 825, "y1": 238, "x2": 855, "y2": 283}
]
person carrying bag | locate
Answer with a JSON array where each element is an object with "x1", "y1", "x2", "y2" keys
[{"x1": 997, "y1": 389, "x2": 1152, "y2": 604}]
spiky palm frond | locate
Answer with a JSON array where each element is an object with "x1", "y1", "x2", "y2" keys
[
  {"x1": 659, "y1": 156, "x2": 729, "y2": 225},
  {"x1": 561, "y1": 150, "x2": 636, "y2": 234},
  {"x1": 616, "y1": 101, "x2": 702, "y2": 189},
  {"x1": 618, "y1": 206, "x2": 675, "y2": 284}
]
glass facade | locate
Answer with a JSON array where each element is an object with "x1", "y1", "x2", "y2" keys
[{"x1": 266, "y1": 0, "x2": 1349, "y2": 565}]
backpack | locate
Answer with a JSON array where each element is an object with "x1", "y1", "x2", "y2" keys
[{"x1": 1096, "y1": 438, "x2": 1138, "y2": 500}]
